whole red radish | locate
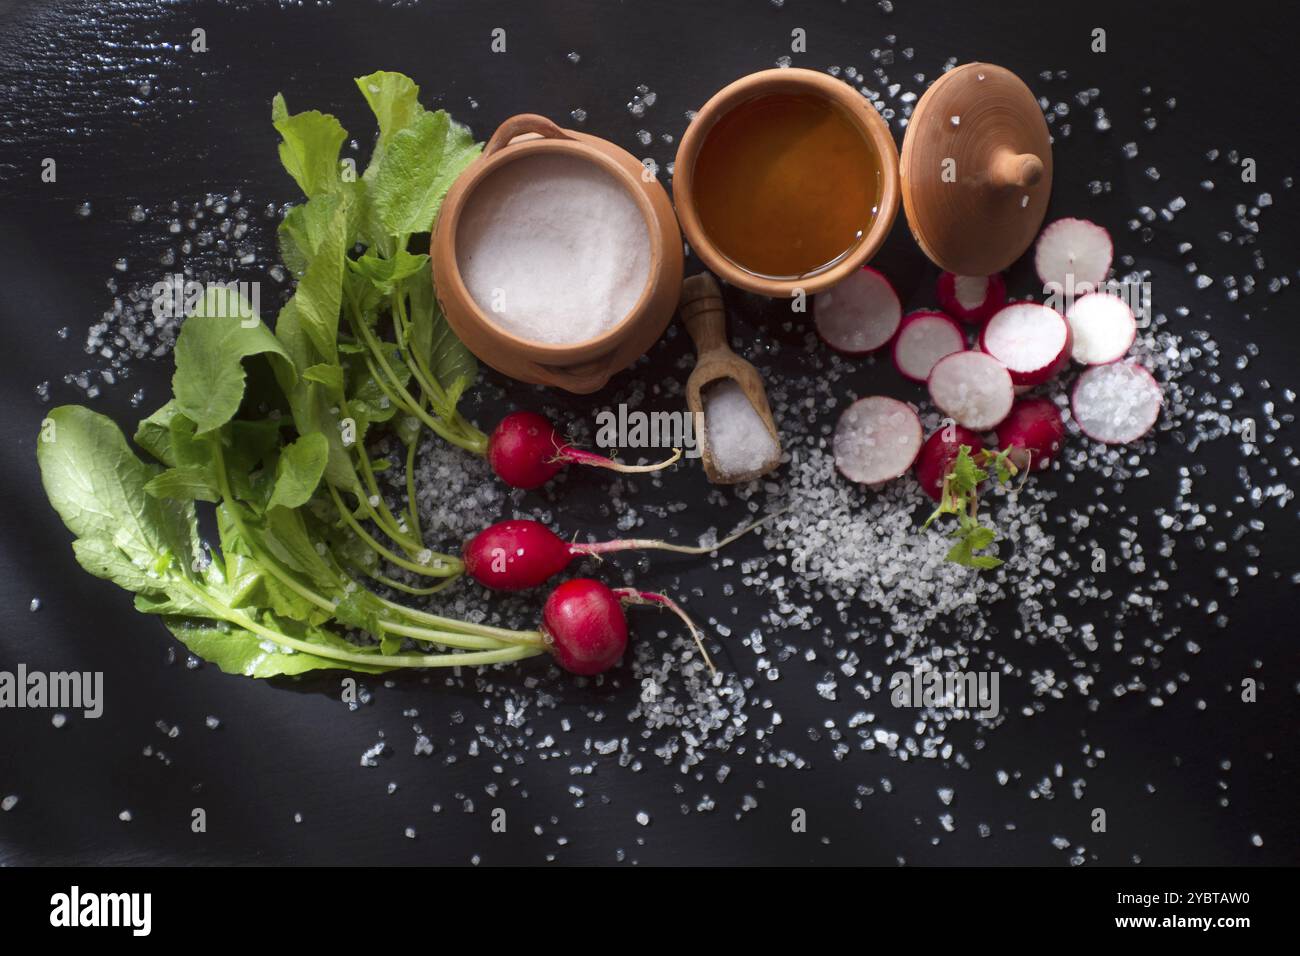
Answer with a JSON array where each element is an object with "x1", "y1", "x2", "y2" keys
[
  {"x1": 995, "y1": 398, "x2": 1065, "y2": 472},
  {"x1": 464, "y1": 516, "x2": 774, "y2": 591},
  {"x1": 487, "y1": 411, "x2": 681, "y2": 490},
  {"x1": 914, "y1": 425, "x2": 985, "y2": 501},
  {"x1": 542, "y1": 579, "x2": 629, "y2": 675},
  {"x1": 936, "y1": 272, "x2": 1007, "y2": 326},
  {"x1": 541, "y1": 579, "x2": 714, "y2": 676}
]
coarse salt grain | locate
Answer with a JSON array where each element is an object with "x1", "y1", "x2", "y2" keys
[{"x1": 704, "y1": 380, "x2": 779, "y2": 478}]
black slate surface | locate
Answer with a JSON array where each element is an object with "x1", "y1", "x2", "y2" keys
[{"x1": 1, "y1": 0, "x2": 1297, "y2": 866}]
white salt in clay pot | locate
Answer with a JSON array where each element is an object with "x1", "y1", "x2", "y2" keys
[{"x1": 432, "y1": 113, "x2": 684, "y2": 394}]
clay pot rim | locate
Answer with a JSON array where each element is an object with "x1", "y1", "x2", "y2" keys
[
  {"x1": 673, "y1": 68, "x2": 901, "y2": 299},
  {"x1": 433, "y1": 134, "x2": 663, "y2": 363}
]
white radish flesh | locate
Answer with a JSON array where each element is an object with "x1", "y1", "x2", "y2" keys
[
  {"x1": 1034, "y1": 217, "x2": 1113, "y2": 291},
  {"x1": 927, "y1": 351, "x2": 1014, "y2": 432},
  {"x1": 1065, "y1": 293, "x2": 1137, "y2": 365},
  {"x1": 1071, "y1": 361, "x2": 1162, "y2": 444},
  {"x1": 892, "y1": 311, "x2": 966, "y2": 383},
  {"x1": 832, "y1": 396, "x2": 923, "y2": 487},
  {"x1": 814, "y1": 267, "x2": 902, "y2": 355},
  {"x1": 979, "y1": 303, "x2": 1071, "y2": 387}
]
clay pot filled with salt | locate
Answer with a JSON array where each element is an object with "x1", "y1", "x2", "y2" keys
[{"x1": 432, "y1": 114, "x2": 683, "y2": 394}]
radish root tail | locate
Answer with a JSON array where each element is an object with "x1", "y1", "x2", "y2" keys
[{"x1": 614, "y1": 588, "x2": 716, "y2": 677}]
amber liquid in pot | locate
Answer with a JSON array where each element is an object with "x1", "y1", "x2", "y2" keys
[{"x1": 692, "y1": 92, "x2": 882, "y2": 280}]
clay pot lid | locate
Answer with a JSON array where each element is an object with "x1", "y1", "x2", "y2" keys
[{"x1": 900, "y1": 62, "x2": 1053, "y2": 276}]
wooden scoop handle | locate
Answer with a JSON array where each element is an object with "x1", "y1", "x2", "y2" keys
[{"x1": 680, "y1": 272, "x2": 729, "y2": 355}]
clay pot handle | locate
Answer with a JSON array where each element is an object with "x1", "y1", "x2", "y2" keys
[
  {"x1": 536, "y1": 358, "x2": 611, "y2": 395},
  {"x1": 483, "y1": 113, "x2": 572, "y2": 158},
  {"x1": 990, "y1": 147, "x2": 1044, "y2": 189},
  {"x1": 680, "y1": 272, "x2": 728, "y2": 355}
]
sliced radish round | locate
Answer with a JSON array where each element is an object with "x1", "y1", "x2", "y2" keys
[
  {"x1": 814, "y1": 267, "x2": 902, "y2": 356},
  {"x1": 1071, "y1": 362, "x2": 1162, "y2": 444},
  {"x1": 979, "y1": 303, "x2": 1072, "y2": 387},
  {"x1": 936, "y1": 272, "x2": 1007, "y2": 326},
  {"x1": 927, "y1": 351, "x2": 1014, "y2": 431},
  {"x1": 832, "y1": 396, "x2": 923, "y2": 487},
  {"x1": 1034, "y1": 217, "x2": 1112, "y2": 291},
  {"x1": 1065, "y1": 292, "x2": 1137, "y2": 365},
  {"x1": 995, "y1": 397, "x2": 1066, "y2": 472},
  {"x1": 892, "y1": 311, "x2": 966, "y2": 383}
]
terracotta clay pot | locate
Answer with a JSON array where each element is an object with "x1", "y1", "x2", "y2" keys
[
  {"x1": 431, "y1": 114, "x2": 684, "y2": 394},
  {"x1": 673, "y1": 68, "x2": 901, "y2": 298}
]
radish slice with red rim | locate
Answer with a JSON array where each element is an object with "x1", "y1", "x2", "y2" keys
[
  {"x1": 979, "y1": 303, "x2": 1071, "y2": 387},
  {"x1": 1065, "y1": 292, "x2": 1137, "y2": 365},
  {"x1": 1034, "y1": 217, "x2": 1113, "y2": 291},
  {"x1": 892, "y1": 311, "x2": 966, "y2": 383},
  {"x1": 936, "y1": 272, "x2": 1007, "y2": 326},
  {"x1": 1071, "y1": 361, "x2": 1162, "y2": 444},
  {"x1": 814, "y1": 267, "x2": 902, "y2": 356},
  {"x1": 832, "y1": 396, "x2": 923, "y2": 487},
  {"x1": 927, "y1": 351, "x2": 1014, "y2": 432}
]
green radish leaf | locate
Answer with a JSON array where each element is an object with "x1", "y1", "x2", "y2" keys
[
  {"x1": 303, "y1": 363, "x2": 345, "y2": 398},
  {"x1": 37, "y1": 406, "x2": 198, "y2": 577},
  {"x1": 145, "y1": 466, "x2": 221, "y2": 503},
  {"x1": 215, "y1": 504, "x2": 329, "y2": 625},
  {"x1": 267, "y1": 433, "x2": 330, "y2": 511},
  {"x1": 355, "y1": 71, "x2": 423, "y2": 152},
  {"x1": 368, "y1": 109, "x2": 480, "y2": 237},
  {"x1": 406, "y1": 266, "x2": 477, "y2": 418},
  {"x1": 261, "y1": 506, "x2": 340, "y2": 592},
  {"x1": 70, "y1": 537, "x2": 170, "y2": 596},
  {"x1": 348, "y1": 248, "x2": 428, "y2": 295},
  {"x1": 393, "y1": 413, "x2": 421, "y2": 448},
  {"x1": 174, "y1": 287, "x2": 295, "y2": 435},
  {"x1": 164, "y1": 616, "x2": 389, "y2": 678},
  {"x1": 134, "y1": 401, "x2": 180, "y2": 465},
  {"x1": 282, "y1": 192, "x2": 352, "y2": 367},
  {"x1": 271, "y1": 93, "x2": 348, "y2": 199}
]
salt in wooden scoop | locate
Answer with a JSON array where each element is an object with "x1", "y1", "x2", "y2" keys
[{"x1": 680, "y1": 272, "x2": 782, "y2": 484}]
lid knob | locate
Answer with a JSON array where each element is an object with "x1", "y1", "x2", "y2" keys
[{"x1": 990, "y1": 148, "x2": 1044, "y2": 189}]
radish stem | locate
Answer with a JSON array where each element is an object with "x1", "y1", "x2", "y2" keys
[{"x1": 575, "y1": 509, "x2": 788, "y2": 559}]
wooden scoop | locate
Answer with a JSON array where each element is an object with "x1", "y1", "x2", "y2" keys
[{"x1": 680, "y1": 272, "x2": 782, "y2": 484}]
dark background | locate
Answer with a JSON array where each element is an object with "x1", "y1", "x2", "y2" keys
[{"x1": 1, "y1": 0, "x2": 1297, "y2": 866}]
